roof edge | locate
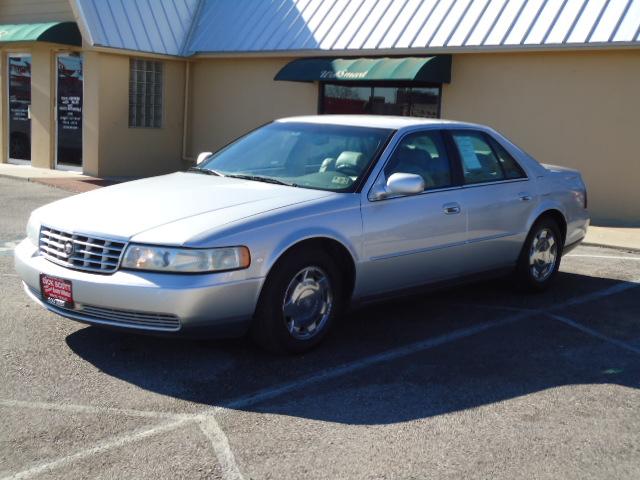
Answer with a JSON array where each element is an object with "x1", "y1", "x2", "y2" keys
[{"x1": 188, "y1": 42, "x2": 640, "y2": 59}]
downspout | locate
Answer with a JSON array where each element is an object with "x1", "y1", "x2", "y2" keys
[{"x1": 181, "y1": 60, "x2": 192, "y2": 165}]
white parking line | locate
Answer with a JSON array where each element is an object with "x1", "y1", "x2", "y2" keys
[
  {"x1": 198, "y1": 417, "x2": 245, "y2": 480},
  {"x1": 548, "y1": 313, "x2": 640, "y2": 356},
  {"x1": 0, "y1": 398, "x2": 185, "y2": 420},
  {"x1": 3, "y1": 418, "x2": 193, "y2": 480},
  {"x1": 6, "y1": 277, "x2": 640, "y2": 479},
  {"x1": 218, "y1": 278, "x2": 640, "y2": 413},
  {"x1": 554, "y1": 277, "x2": 640, "y2": 309}
]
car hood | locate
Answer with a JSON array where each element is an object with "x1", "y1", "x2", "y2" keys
[{"x1": 34, "y1": 172, "x2": 334, "y2": 241}]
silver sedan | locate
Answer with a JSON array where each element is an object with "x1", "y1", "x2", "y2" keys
[{"x1": 15, "y1": 116, "x2": 589, "y2": 353}]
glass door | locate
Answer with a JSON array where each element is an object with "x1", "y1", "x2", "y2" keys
[
  {"x1": 55, "y1": 53, "x2": 83, "y2": 170},
  {"x1": 7, "y1": 54, "x2": 32, "y2": 164}
]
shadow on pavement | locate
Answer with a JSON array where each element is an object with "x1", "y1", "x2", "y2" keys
[{"x1": 66, "y1": 272, "x2": 640, "y2": 424}]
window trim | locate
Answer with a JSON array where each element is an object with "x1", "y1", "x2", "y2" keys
[
  {"x1": 319, "y1": 81, "x2": 443, "y2": 118},
  {"x1": 446, "y1": 129, "x2": 529, "y2": 186}
]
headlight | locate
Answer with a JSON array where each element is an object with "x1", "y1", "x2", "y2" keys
[
  {"x1": 121, "y1": 244, "x2": 250, "y2": 273},
  {"x1": 26, "y1": 215, "x2": 40, "y2": 246}
]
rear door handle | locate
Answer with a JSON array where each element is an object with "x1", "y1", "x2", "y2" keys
[
  {"x1": 518, "y1": 193, "x2": 532, "y2": 202},
  {"x1": 443, "y1": 202, "x2": 461, "y2": 215}
]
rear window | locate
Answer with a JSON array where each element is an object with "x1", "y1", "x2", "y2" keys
[{"x1": 488, "y1": 137, "x2": 526, "y2": 179}]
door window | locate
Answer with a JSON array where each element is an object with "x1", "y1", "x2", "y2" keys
[
  {"x1": 451, "y1": 132, "x2": 506, "y2": 184},
  {"x1": 384, "y1": 131, "x2": 452, "y2": 190},
  {"x1": 8, "y1": 55, "x2": 32, "y2": 162}
]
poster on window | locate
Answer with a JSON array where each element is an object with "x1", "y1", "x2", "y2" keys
[{"x1": 57, "y1": 54, "x2": 83, "y2": 166}]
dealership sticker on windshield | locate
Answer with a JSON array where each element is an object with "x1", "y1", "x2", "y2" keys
[{"x1": 40, "y1": 274, "x2": 74, "y2": 309}]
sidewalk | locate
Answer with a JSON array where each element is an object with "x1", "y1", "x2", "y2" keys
[
  {"x1": 583, "y1": 226, "x2": 640, "y2": 253},
  {"x1": 0, "y1": 163, "x2": 124, "y2": 193}
]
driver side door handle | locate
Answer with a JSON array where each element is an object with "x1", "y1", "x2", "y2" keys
[{"x1": 443, "y1": 202, "x2": 461, "y2": 215}]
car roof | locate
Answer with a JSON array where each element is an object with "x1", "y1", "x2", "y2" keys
[{"x1": 276, "y1": 115, "x2": 481, "y2": 130}]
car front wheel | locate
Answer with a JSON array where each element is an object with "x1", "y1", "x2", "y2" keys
[{"x1": 251, "y1": 247, "x2": 343, "y2": 354}]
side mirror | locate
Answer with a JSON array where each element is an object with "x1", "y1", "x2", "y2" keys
[
  {"x1": 386, "y1": 173, "x2": 425, "y2": 196},
  {"x1": 196, "y1": 151, "x2": 212, "y2": 165}
]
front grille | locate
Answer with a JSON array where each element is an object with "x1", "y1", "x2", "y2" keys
[
  {"x1": 28, "y1": 286, "x2": 180, "y2": 331},
  {"x1": 39, "y1": 226, "x2": 126, "y2": 274}
]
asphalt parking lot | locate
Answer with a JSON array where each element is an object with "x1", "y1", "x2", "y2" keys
[{"x1": 1, "y1": 176, "x2": 639, "y2": 479}]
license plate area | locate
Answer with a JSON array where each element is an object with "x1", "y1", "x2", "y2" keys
[{"x1": 40, "y1": 274, "x2": 74, "y2": 309}]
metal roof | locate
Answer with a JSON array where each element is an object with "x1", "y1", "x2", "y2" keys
[
  {"x1": 73, "y1": 0, "x2": 640, "y2": 56},
  {"x1": 73, "y1": 0, "x2": 200, "y2": 55},
  {"x1": 187, "y1": 0, "x2": 640, "y2": 54}
]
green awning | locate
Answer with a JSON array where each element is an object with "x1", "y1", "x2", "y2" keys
[
  {"x1": 274, "y1": 56, "x2": 451, "y2": 83},
  {"x1": 0, "y1": 22, "x2": 82, "y2": 46}
]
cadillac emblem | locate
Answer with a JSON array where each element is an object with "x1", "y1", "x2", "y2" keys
[{"x1": 63, "y1": 241, "x2": 74, "y2": 257}]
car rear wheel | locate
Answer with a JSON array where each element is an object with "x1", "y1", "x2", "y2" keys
[
  {"x1": 516, "y1": 217, "x2": 563, "y2": 291},
  {"x1": 251, "y1": 247, "x2": 344, "y2": 354}
]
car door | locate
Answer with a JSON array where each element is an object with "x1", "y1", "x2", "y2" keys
[
  {"x1": 359, "y1": 129, "x2": 467, "y2": 296},
  {"x1": 447, "y1": 129, "x2": 537, "y2": 274}
]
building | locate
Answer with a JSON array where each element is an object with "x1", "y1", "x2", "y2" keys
[{"x1": 0, "y1": 0, "x2": 639, "y2": 225}]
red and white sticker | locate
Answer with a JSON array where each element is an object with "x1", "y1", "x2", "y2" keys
[{"x1": 40, "y1": 274, "x2": 74, "y2": 308}]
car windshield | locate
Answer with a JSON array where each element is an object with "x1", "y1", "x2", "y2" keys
[{"x1": 197, "y1": 122, "x2": 394, "y2": 192}]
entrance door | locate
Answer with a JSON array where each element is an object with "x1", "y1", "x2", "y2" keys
[
  {"x1": 55, "y1": 53, "x2": 83, "y2": 170},
  {"x1": 7, "y1": 54, "x2": 32, "y2": 164}
]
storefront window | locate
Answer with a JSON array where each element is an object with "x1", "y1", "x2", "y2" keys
[{"x1": 322, "y1": 84, "x2": 440, "y2": 118}]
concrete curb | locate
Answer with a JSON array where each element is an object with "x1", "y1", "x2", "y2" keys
[{"x1": 0, "y1": 173, "x2": 30, "y2": 182}]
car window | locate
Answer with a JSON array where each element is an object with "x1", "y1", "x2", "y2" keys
[
  {"x1": 488, "y1": 137, "x2": 527, "y2": 179},
  {"x1": 384, "y1": 131, "x2": 452, "y2": 190},
  {"x1": 451, "y1": 132, "x2": 506, "y2": 184}
]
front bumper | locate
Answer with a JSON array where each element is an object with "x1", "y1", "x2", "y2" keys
[{"x1": 14, "y1": 239, "x2": 264, "y2": 337}]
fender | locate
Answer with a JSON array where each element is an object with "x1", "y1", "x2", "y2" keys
[{"x1": 264, "y1": 227, "x2": 360, "y2": 276}]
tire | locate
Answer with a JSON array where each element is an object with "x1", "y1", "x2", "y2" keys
[
  {"x1": 515, "y1": 217, "x2": 563, "y2": 292},
  {"x1": 251, "y1": 247, "x2": 344, "y2": 354}
]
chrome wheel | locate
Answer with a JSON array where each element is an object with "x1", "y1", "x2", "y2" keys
[
  {"x1": 282, "y1": 266, "x2": 333, "y2": 340},
  {"x1": 529, "y1": 228, "x2": 558, "y2": 282}
]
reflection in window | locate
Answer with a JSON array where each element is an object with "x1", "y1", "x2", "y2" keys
[{"x1": 322, "y1": 84, "x2": 440, "y2": 118}]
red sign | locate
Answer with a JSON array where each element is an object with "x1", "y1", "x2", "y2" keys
[{"x1": 40, "y1": 274, "x2": 74, "y2": 308}]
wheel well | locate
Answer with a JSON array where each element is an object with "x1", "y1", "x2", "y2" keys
[
  {"x1": 273, "y1": 238, "x2": 356, "y2": 300},
  {"x1": 537, "y1": 209, "x2": 567, "y2": 243}
]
